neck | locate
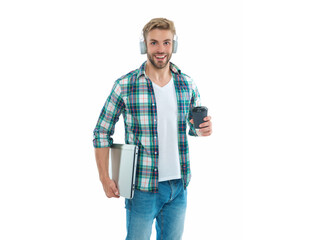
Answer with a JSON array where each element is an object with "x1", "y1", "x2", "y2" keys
[{"x1": 145, "y1": 61, "x2": 172, "y2": 84}]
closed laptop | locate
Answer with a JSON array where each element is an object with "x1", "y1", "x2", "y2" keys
[{"x1": 109, "y1": 144, "x2": 138, "y2": 199}]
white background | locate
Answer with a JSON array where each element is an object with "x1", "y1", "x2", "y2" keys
[{"x1": 0, "y1": 0, "x2": 334, "y2": 239}]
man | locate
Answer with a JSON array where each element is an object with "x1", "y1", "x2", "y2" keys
[{"x1": 93, "y1": 18, "x2": 212, "y2": 240}]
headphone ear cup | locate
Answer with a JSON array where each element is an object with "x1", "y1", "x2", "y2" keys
[
  {"x1": 172, "y1": 39, "x2": 178, "y2": 53},
  {"x1": 140, "y1": 41, "x2": 147, "y2": 54}
]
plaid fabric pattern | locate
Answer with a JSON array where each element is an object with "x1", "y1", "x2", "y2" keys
[{"x1": 93, "y1": 62, "x2": 201, "y2": 192}]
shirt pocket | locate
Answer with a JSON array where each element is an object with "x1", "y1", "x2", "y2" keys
[{"x1": 176, "y1": 88, "x2": 191, "y2": 119}]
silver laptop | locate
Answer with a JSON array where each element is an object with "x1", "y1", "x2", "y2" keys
[{"x1": 109, "y1": 144, "x2": 138, "y2": 199}]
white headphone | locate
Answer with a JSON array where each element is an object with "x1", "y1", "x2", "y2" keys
[{"x1": 140, "y1": 34, "x2": 178, "y2": 54}]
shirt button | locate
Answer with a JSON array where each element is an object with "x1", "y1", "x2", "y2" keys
[
  {"x1": 154, "y1": 152, "x2": 157, "y2": 154},
  {"x1": 154, "y1": 168, "x2": 157, "y2": 171},
  {"x1": 152, "y1": 103, "x2": 155, "y2": 106}
]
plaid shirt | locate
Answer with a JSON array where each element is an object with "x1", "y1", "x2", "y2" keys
[{"x1": 93, "y1": 61, "x2": 201, "y2": 192}]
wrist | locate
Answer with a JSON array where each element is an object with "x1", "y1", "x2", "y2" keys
[{"x1": 99, "y1": 175, "x2": 110, "y2": 183}]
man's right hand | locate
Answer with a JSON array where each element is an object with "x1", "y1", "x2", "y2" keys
[{"x1": 101, "y1": 178, "x2": 120, "y2": 198}]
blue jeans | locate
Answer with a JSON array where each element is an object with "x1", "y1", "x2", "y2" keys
[{"x1": 125, "y1": 179, "x2": 187, "y2": 240}]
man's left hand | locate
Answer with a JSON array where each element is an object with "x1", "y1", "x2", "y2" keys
[{"x1": 190, "y1": 116, "x2": 212, "y2": 137}]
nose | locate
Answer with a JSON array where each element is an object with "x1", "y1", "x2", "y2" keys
[{"x1": 157, "y1": 43, "x2": 164, "y2": 53}]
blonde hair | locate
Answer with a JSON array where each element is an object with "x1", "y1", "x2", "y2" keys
[{"x1": 142, "y1": 18, "x2": 176, "y2": 41}]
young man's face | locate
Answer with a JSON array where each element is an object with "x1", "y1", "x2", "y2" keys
[{"x1": 146, "y1": 29, "x2": 174, "y2": 69}]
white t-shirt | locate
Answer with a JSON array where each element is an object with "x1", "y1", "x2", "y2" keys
[{"x1": 152, "y1": 78, "x2": 181, "y2": 182}]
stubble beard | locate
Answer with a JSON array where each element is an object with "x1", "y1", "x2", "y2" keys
[{"x1": 147, "y1": 52, "x2": 172, "y2": 70}]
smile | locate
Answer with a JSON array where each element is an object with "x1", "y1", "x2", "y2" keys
[{"x1": 155, "y1": 55, "x2": 166, "y2": 60}]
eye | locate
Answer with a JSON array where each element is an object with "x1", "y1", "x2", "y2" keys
[
  {"x1": 163, "y1": 42, "x2": 170, "y2": 46},
  {"x1": 150, "y1": 42, "x2": 157, "y2": 45}
]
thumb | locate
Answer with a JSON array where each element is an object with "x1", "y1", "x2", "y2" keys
[{"x1": 111, "y1": 181, "x2": 119, "y2": 195}]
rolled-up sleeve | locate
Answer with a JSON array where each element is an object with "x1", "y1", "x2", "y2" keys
[
  {"x1": 93, "y1": 81, "x2": 125, "y2": 148},
  {"x1": 188, "y1": 80, "x2": 201, "y2": 137}
]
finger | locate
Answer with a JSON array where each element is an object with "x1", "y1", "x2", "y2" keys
[
  {"x1": 106, "y1": 191, "x2": 120, "y2": 198},
  {"x1": 199, "y1": 121, "x2": 212, "y2": 128},
  {"x1": 110, "y1": 189, "x2": 119, "y2": 198},
  {"x1": 203, "y1": 116, "x2": 212, "y2": 121},
  {"x1": 199, "y1": 122, "x2": 210, "y2": 128},
  {"x1": 190, "y1": 119, "x2": 194, "y2": 124},
  {"x1": 104, "y1": 181, "x2": 120, "y2": 198},
  {"x1": 199, "y1": 126, "x2": 212, "y2": 135},
  {"x1": 107, "y1": 186, "x2": 120, "y2": 198},
  {"x1": 110, "y1": 182, "x2": 120, "y2": 196},
  {"x1": 200, "y1": 127, "x2": 211, "y2": 133},
  {"x1": 200, "y1": 129, "x2": 212, "y2": 136}
]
